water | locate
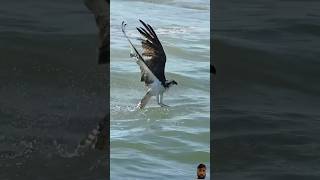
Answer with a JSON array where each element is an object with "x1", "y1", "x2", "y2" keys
[
  {"x1": 110, "y1": 0, "x2": 210, "y2": 179},
  {"x1": 3, "y1": 0, "x2": 317, "y2": 179},
  {"x1": 213, "y1": 0, "x2": 320, "y2": 179},
  {"x1": 0, "y1": 1, "x2": 107, "y2": 179}
]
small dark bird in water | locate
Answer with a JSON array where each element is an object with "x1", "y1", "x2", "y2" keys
[{"x1": 122, "y1": 20, "x2": 178, "y2": 109}]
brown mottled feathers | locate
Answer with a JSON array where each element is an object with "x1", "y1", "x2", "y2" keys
[{"x1": 136, "y1": 20, "x2": 167, "y2": 85}]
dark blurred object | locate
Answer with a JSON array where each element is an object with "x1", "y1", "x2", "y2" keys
[
  {"x1": 77, "y1": 114, "x2": 108, "y2": 152},
  {"x1": 84, "y1": 0, "x2": 109, "y2": 64},
  {"x1": 211, "y1": 64, "x2": 216, "y2": 75},
  {"x1": 82, "y1": 0, "x2": 109, "y2": 152},
  {"x1": 95, "y1": 115, "x2": 108, "y2": 150}
]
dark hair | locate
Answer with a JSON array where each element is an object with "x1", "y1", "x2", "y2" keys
[{"x1": 197, "y1": 163, "x2": 206, "y2": 169}]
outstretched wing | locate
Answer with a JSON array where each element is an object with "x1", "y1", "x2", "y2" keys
[
  {"x1": 136, "y1": 20, "x2": 167, "y2": 85},
  {"x1": 121, "y1": 21, "x2": 158, "y2": 84}
]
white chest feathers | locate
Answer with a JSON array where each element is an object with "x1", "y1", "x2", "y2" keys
[{"x1": 147, "y1": 79, "x2": 165, "y2": 96}]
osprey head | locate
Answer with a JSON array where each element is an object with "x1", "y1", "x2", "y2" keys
[{"x1": 165, "y1": 80, "x2": 178, "y2": 88}]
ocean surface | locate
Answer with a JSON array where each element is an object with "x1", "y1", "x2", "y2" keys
[
  {"x1": 110, "y1": 0, "x2": 210, "y2": 179},
  {"x1": 2, "y1": 0, "x2": 317, "y2": 179},
  {"x1": 213, "y1": 0, "x2": 320, "y2": 179},
  {"x1": 0, "y1": 1, "x2": 108, "y2": 179}
]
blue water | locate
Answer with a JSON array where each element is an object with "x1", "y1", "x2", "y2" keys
[
  {"x1": 110, "y1": 0, "x2": 211, "y2": 179},
  {"x1": 213, "y1": 0, "x2": 320, "y2": 179},
  {"x1": 0, "y1": 1, "x2": 107, "y2": 179}
]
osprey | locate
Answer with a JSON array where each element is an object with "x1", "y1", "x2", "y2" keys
[{"x1": 122, "y1": 20, "x2": 178, "y2": 109}]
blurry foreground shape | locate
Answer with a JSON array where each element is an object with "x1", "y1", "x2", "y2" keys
[
  {"x1": 95, "y1": 115, "x2": 108, "y2": 150},
  {"x1": 80, "y1": 0, "x2": 108, "y2": 152},
  {"x1": 78, "y1": 115, "x2": 108, "y2": 152},
  {"x1": 211, "y1": 64, "x2": 216, "y2": 75},
  {"x1": 84, "y1": 0, "x2": 109, "y2": 64}
]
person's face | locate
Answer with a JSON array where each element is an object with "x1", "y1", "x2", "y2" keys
[{"x1": 197, "y1": 167, "x2": 206, "y2": 179}]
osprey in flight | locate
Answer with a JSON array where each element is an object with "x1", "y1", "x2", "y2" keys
[{"x1": 122, "y1": 20, "x2": 178, "y2": 109}]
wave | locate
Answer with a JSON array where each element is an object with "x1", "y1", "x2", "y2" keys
[
  {"x1": 213, "y1": 39, "x2": 320, "y2": 179},
  {"x1": 213, "y1": 38, "x2": 320, "y2": 95}
]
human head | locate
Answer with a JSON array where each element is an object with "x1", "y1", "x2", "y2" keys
[{"x1": 197, "y1": 163, "x2": 206, "y2": 179}]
